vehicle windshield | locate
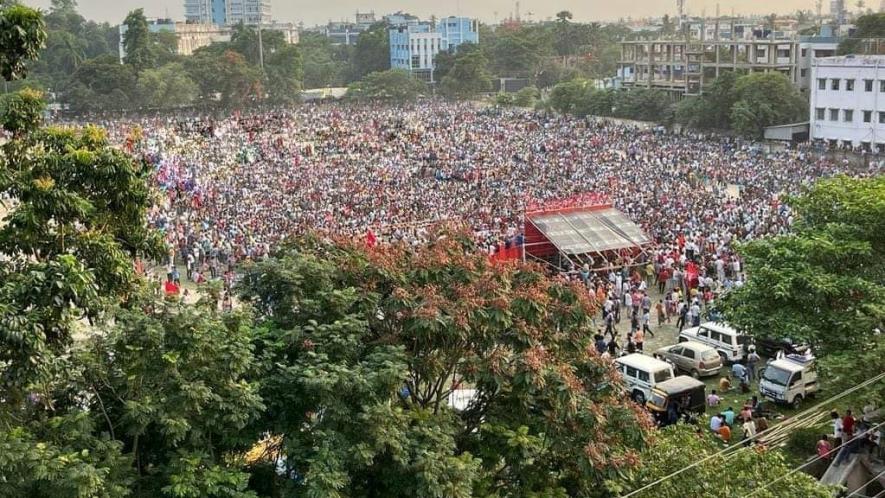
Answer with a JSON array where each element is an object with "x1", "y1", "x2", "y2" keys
[
  {"x1": 762, "y1": 366, "x2": 792, "y2": 386},
  {"x1": 654, "y1": 369, "x2": 674, "y2": 383},
  {"x1": 701, "y1": 350, "x2": 719, "y2": 361},
  {"x1": 649, "y1": 391, "x2": 667, "y2": 409}
]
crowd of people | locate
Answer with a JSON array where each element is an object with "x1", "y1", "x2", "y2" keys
[{"x1": 91, "y1": 102, "x2": 878, "y2": 283}]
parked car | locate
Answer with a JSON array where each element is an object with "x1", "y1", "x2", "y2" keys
[
  {"x1": 759, "y1": 354, "x2": 818, "y2": 409},
  {"x1": 752, "y1": 336, "x2": 809, "y2": 358},
  {"x1": 678, "y1": 322, "x2": 751, "y2": 365},
  {"x1": 653, "y1": 341, "x2": 722, "y2": 378},
  {"x1": 646, "y1": 375, "x2": 706, "y2": 427},
  {"x1": 614, "y1": 353, "x2": 676, "y2": 405}
]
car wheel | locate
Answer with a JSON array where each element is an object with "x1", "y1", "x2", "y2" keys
[
  {"x1": 632, "y1": 391, "x2": 646, "y2": 405},
  {"x1": 690, "y1": 369, "x2": 700, "y2": 379},
  {"x1": 791, "y1": 395, "x2": 803, "y2": 410}
]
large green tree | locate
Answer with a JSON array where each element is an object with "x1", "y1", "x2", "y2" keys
[
  {"x1": 0, "y1": 2, "x2": 47, "y2": 81},
  {"x1": 721, "y1": 176, "x2": 885, "y2": 404},
  {"x1": 346, "y1": 69, "x2": 426, "y2": 102},
  {"x1": 729, "y1": 72, "x2": 806, "y2": 137},
  {"x1": 135, "y1": 62, "x2": 199, "y2": 109},
  {"x1": 440, "y1": 45, "x2": 492, "y2": 99},
  {"x1": 122, "y1": 8, "x2": 155, "y2": 72},
  {"x1": 350, "y1": 21, "x2": 390, "y2": 81},
  {"x1": 265, "y1": 44, "x2": 303, "y2": 104},
  {"x1": 239, "y1": 232, "x2": 652, "y2": 497}
]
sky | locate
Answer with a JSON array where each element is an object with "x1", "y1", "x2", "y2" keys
[{"x1": 24, "y1": 0, "x2": 823, "y2": 27}]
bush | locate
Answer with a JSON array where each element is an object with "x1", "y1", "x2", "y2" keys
[{"x1": 784, "y1": 427, "x2": 826, "y2": 461}]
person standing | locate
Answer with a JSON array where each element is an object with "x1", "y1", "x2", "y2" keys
[
  {"x1": 741, "y1": 418, "x2": 757, "y2": 446},
  {"x1": 831, "y1": 411, "x2": 844, "y2": 443},
  {"x1": 842, "y1": 410, "x2": 856, "y2": 448},
  {"x1": 747, "y1": 347, "x2": 761, "y2": 381}
]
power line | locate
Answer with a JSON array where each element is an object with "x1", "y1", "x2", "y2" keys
[
  {"x1": 742, "y1": 420, "x2": 885, "y2": 498},
  {"x1": 619, "y1": 371, "x2": 885, "y2": 498}
]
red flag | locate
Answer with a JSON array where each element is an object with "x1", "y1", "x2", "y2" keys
[{"x1": 365, "y1": 230, "x2": 377, "y2": 248}]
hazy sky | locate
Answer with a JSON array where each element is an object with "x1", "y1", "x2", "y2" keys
[{"x1": 24, "y1": 0, "x2": 822, "y2": 27}]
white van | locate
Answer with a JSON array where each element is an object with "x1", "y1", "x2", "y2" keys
[
  {"x1": 678, "y1": 322, "x2": 750, "y2": 365},
  {"x1": 759, "y1": 354, "x2": 818, "y2": 409},
  {"x1": 615, "y1": 353, "x2": 676, "y2": 405}
]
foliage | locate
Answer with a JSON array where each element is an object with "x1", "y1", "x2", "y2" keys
[
  {"x1": 440, "y1": 46, "x2": 492, "y2": 99},
  {"x1": 721, "y1": 176, "x2": 885, "y2": 405},
  {"x1": 784, "y1": 427, "x2": 828, "y2": 462},
  {"x1": 135, "y1": 63, "x2": 199, "y2": 109},
  {"x1": 608, "y1": 424, "x2": 833, "y2": 497},
  {"x1": 122, "y1": 9, "x2": 155, "y2": 72},
  {"x1": 496, "y1": 86, "x2": 540, "y2": 107},
  {"x1": 230, "y1": 24, "x2": 286, "y2": 66},
  {"x1": 265, "y1": 44, "x2": 304, "y2": 104},
  {"x1": 298, "y1": 32, "x2": 350, "y2": 88},
  {"x1": 549, "y1": 79, "x2": 669, "y2": 122},
  {"x1": 239, "y1": 232, "x2": 652, "y2": 497},
  {"x1": 0, "y1": 103, "x2": 165, "y2": 394},
  {"x1": 350, "y1": 21, "x2": 390, "y2": 81},
  {"x1": 66, "y1": 54, "x2": 138, "y2": 112},
  {"x1": 729, "y1": 72, "x2": 806, "y2": 137},
  {"x1": 77, "y1": 299, "x2": 264, "y2": 497},
  {"x1": 489, "y1": 25, "x2": 551, "y2": 77},
  {"x1": 838, "y1": 13, "x2": 885, "y2": 54},
  {"x1": 346, "y1": 69, "x2": 426, "y2": 101},
  {"x1": 184, "y1": 49, "x2": 263, "y2": 108},
  {"x1": 0, "y1": 2, "x2": 47, "y2": 82}
]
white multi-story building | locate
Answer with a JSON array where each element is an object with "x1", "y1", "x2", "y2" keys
[{"x1": 810, "y1": 55, "x2": 885, "y2": 150}]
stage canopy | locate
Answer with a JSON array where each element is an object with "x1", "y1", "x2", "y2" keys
[
  {"x1": 528, "y1": 208, "x2": 651, "y2": 255},
  {"x1": 521, "y1": 194, "x2": 651, "y2": 269}
]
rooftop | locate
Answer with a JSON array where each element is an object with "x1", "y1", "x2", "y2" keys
[{"x1": 814, "y1": 55, "x2": 885, "y2": 66}]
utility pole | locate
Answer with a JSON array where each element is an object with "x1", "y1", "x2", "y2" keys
[{"x1": 257, "y1": 1, "x2": 265, "y2": 73}]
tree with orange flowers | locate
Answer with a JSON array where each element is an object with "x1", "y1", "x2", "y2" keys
[{"x1": 239, "y1": 230, "x2": 653, "y2": 497}]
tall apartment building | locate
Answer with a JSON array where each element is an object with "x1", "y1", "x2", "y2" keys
[
  {"x1": 388, "y1": 16, "x2": 478, "y2": 82},
  {"x1": 184, "y1": 0, "x2": 271, "y2": 26},
  {"x1": 810, "y1": 55, "x2": 885, "y2": 150}
]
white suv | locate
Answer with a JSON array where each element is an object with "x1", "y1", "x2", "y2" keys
[{"x1": 678, "y1": 322, "x2": 750, "y2": 365}]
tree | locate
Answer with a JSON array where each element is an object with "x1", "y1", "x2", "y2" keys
[
  {"x1": 838, "y1": 13, "x2": 885, "y2": 53},
  {"x1": 554, "y1": 10, "x2": 574, "y2": 57},
  {"x1": 608, "y1": 424, "x2": 833, "y2": 497},
  {"x1": 77, "y1": 298, "x2": 264, "y2": 497},
  {"x1": 230, "y1": 23, "x2": 286, "y2": 66},
  {"x1": 66, "y1": 54, "x2": 138, "y2": 112},
  {"x1": 350, "y1": 21, "x2": 390, "y2": 82},
  {"x1": 729, "y1": 72, "x2": 806, "y2": 137},
  {"x1": 440, "y1": 46, "x2": 492, "y2": 99},
  {"x1": 135, "y1": 62, "x2": 199, "y2": 109},
  {"x1": 184, "y1": 49, "x2": 262, "y2": 108},
  {"x1": 265, "y1": 44, "x2": 303, "y2": 104},
  {"x1": 239, "y1": 232, "x2": 652, "y2": 497},
  {"x1": 721, "y1": 176, "x2": 885, "y2": 405},
  {"x1": 0, "y1": 2, "x2": 47, "y2": 81},
  {"x1": 346, "y1": 69, "x2": 426, "y2": 101},
  {"x1": 491, "y1": 26, "x2": 551, "y2": 77},
  {"x1": 122, "y1": 9, "x2": 155, "y2": 72},
  {"x1": 298, "y1": 32, "x2": 349, "y2": 88}
]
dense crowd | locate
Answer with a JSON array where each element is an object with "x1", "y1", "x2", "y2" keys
[{"x1": 96, "y1": 102, "x2": 877, "y2": 280}]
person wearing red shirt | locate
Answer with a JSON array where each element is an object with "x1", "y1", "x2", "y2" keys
[{"x1": 842, "y1": 410, "x2": 856, "y2": 447}]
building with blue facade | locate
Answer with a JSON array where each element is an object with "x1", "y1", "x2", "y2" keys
[{"x1": 388, "y1": 15, "x2": 478, "y2": 82}]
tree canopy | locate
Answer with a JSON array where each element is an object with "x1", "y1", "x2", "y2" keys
[
  {"x1": 721, "y1": 176, "x2": 885, "y2": 404},
  {"x1": 238, "y1": 233, "x2": 653, "y2": 496}
]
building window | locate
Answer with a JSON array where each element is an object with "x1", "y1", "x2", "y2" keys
[
  {"x1": 879, "y1": 112, "x2": 885, "y2": 124},
  {"x1": 844, "y1": 109, "x2": 853, "y2": 122},
  {"x1": 801, "y1": 48, "x2": 807, "y2": 57},
  {"x1": 846, "y1": 79, "x2": 855, "y2": 91},
  {"x1": 830, "y1": 109, "x2": 839, "y2": 121},
  {"x1": 880, "y1": 80, "x2": 885, "y2": 92},
  {"x1": 865, "y1": 79, "x2": 874, "y2": 91},
  {"x1": 800, "y1": 69, "x2": 807, "y2": 77},
  {"x1": 816, "y1": 107, "x2": 825, "y2": 120},
  {"x1": 864, "y1": 110, "x2": 872, "y2": 123},
  {"x1": 831, "y1": 79, "x2": 840, "y2": 90},
  {"x1": 818, "y1": 78, "x2": 826, "y2": 90}
]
